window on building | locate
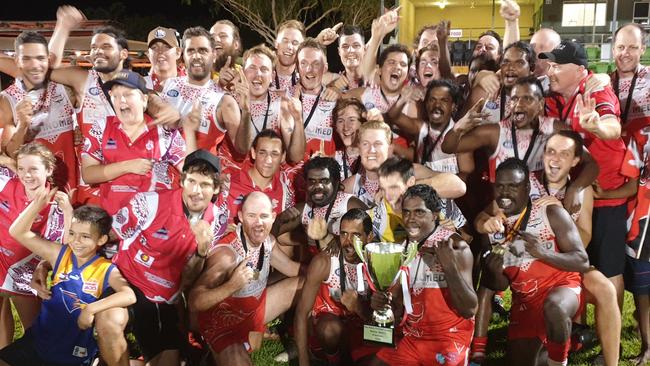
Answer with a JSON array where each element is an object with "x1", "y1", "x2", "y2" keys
[
  {"x1": 634, "y1": 1, "x2": 650, "y2": 25},
  {"x1": 561, "y1": 3, "x2": 607, "y2": 27}
]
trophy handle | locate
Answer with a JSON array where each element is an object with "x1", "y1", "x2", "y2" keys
[
  {"x1": 401, "y1": 240, "x2": 419, "y2": 267},
  {"x1": 352, "y1": 236, "x2": 366, "y2": 263}
]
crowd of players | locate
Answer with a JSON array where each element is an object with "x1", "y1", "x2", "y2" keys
[{"x1": 0, "y1": 2, "x2": 647, "y2": 366}]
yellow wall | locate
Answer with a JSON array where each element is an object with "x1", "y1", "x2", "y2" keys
[{"x1": 399, "y1": 4, "x2": 535, "y2": 45}]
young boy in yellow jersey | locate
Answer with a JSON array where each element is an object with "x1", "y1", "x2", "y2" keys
[{"x1": 1, "y1": 187, "x2": 135, "y2": 366}]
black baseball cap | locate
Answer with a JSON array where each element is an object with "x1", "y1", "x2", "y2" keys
[
  {"x1": 183, "y1": 149, "x2": 221, "y2": 175},
  {"x1": 102, "y1": 70, "x2": 149, "y2": 94},
  {"x1": 538, "y1": 41, "x2": 588, "y2": 68}
]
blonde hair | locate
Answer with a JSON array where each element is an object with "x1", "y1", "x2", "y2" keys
[
  {"x1": 276, "y1": 20, "x2": 306, "y2": 38},
  {"x1": 243, "y1": 44, "x2": 277, "y2": 67},
  {"x1": 16, "y1": 142, "x2": 57, "y2": 172},
  {"x1": 358, "y1": 121, "x2": 393, "y2": 144}
]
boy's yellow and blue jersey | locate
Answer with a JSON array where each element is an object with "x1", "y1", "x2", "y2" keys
[
  {"x1": 368, "y1": 199, "x2": 407, "y2": 244},
  {"x1": 31, "y1": 246, "x2": 114, "y2": 365}
]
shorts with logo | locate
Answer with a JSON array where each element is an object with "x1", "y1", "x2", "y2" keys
[
  {"x1": 198, "y1": 290, "x2": 267, "y2": 354},
  {"x1": 376, "y1": 331, "x2": 472, "y2": 366},
  {"x1": 508, "y1": 279, "x2": 582, "y2": 342}
]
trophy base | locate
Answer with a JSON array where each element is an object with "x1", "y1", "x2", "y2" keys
[{"x1": 363, "y1": 324, "x2": 394, "y2": 346}]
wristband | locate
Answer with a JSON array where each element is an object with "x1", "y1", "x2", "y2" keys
[{"x1": 195, "y1": 249, "x2": 208, "y2": 259}]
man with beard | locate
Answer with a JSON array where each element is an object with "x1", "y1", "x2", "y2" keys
[
  {"x1": 482, "y1": 158, "x2": 589, "y2": 366},
  {"x1": 210, "y1": 20, "x2": 242, "y2": 91},
  {"x1": 162, "y1": 26, "x2": 251, "y2": 159},
  {"x1": 189, "y1": 191, "x2": 303, "y2": 366},
  {"x1": 385, "y1": 79, "x2": 473, "y2": 176},
  {"x1": 611, "y1": 23, "x2": 650, "y2": 137},
  {"x1": 474, "y1": 132, "x2": 621, "y2": 366},
  {"x1": 272, "y1": 157, "x2": 367, "y2": 261},
  {"x1": 293, "y1": 38, "x2": 338, "y2": 157},
  {"x1": 540, "y1": 40, "x2": 627, "y2": 311},
  {"x1": 239, "y1": 44, "x2": 306, "y2": 163},
  {"x1": 226, "y1": 130, "x2": 302, "y2": 223},
  {"x1": 273, "y1": 20, "x2": 305, "y2": 91},
  {"x1": 0, "y1": 30, "x2": 78, "y2": 193},
  {"x1": 462, "y1": 41, "x2": 535, "y2": 122},
  {"x1": 145, "y1": 26, "x2": 183, "y2": 92},
  {"x1": 342, "y1": 121, "x2": 466, "y2": 207},
  {"x1": 294, "y1": 209, "x2": 378, "y2": 366},
  {"x1": 368, "y1": 184, "x2": 477, "y2": 366},
  {"x1": 53, "y1": 149, "x2": 228, "y2": 366}
]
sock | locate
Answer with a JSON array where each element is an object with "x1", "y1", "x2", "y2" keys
[
  {"x1": 471, "y1": 336, "x2": 488, "y2": 355},
  {"x1": 546, "y1": 340, "x2": 570, "y2": 365},
  {"x1": 547, "y1": 359, "x2": 567, "y2": 366}
]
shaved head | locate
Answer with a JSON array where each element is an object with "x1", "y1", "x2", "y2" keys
[
  {"x1": 531, "y1": 28, "x2": 561, "y2": 54},
  {"x1": 531, "y1": 28, "x2": 561, "y2": 77},
  {"x1": 241, "y1": 191, "x2": 273, "y2": 213}
]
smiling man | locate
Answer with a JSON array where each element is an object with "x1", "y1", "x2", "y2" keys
[
  {"x1": 295, "y1": 209, "x2": 381, "y2": 366},
  {"x1": 482, "y1": 158, "x2": 589, "y2": 366},
  {"x1": 161, "y1": 26, "x2": 250, "y2": 159},
  {"x1": 272, "y1": 156, "x2": 367, "y2": 260},
  {"x1": 273, "y1": 20, "x2": 305, "y2": 91},
  {"x1": 189, "y1": 191, "x2": 303, "y2": 366}
]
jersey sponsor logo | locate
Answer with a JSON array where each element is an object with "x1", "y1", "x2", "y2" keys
[
  {"x1": 146, "y1": 140, "x2": 154, "y2": 151},
  {"x1": 144, "y1": 271, "x2": 174, "y2": 288},
  {"x1": 82, "y1": 280, "x2": 99, "y2": 295},
  {"x1": 503, "y1": 139, "x2": 513, "y2": 148},
  {"x1": 72, "y1": 346, "x2": 88, "y2": 358},
  {"x1": 60, "y1": 288, "x2": 88, "y2": 313},
  {"x1": 364, "y1": 102, "x2": 376, "y2": 110},
  {"x1": 152, "y1": 227, "x2": 169, "y2": 240},
  {"x1": 134, "y1": 249, "x2": 155, "y2": 268},
  {"x1": 167, "y1": 89, "x2": 180, "y2": 97},
  {"x1": 305, "y1": 126, "x2": 333, "y2": 141},
  {"x1": 89, "y1": 87, "x2": 101, "y2": 96},
  {"x1": 105, "y1": 138, "x2": 117, "y2": 149},
  {"x1": 234, "y1": 194, "x2": 244, "y2": 206}
]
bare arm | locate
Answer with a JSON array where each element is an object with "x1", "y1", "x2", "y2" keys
[
  {"x1": 294, "y1": 253, "x2": 330, "y2": 366},
  {"x1": 181, "y1": 220, "x2": 212, "y2": 290},
  {"x1": 218, "y1": 94, "x2": 249, "y2": 154},
  {"x1": 49, "y1": 6, "x2": 85, "y2": 68},
  {"x1": 81, "y1": 156, "x2": 150, "y2": 184},
  {"x1": 441, "y1": 123, "x2": 499, "y2": 155},
  {"x1": 0, "y1": 56, "x2": 19, "y2": 78},
  {"x1": 521, "y1": 205, "x2": 589, "y2": 273},
  {"x1": 9, "y1": 188, "x2": 62, "y2": 264},
  {"x1": 576, "y1": 186, "x2": 593, "y2": 246},
  {"x1": 501, "y1": 0, "x2": 521, "y2": 48},
  {"x1": 83, "y1": 269, "x2": 136, "y2": 318},
  {"x1": 436, "y1": 20, "x2": 454, "y2": 80},
  {"x1": 384, "y1": 88, "x2": 423, "y2": 139},
  {"x1": 414, "y1": 164, "x2": 466, "y2": 199},
  {"x1": 430, "y1": 237, "x2": 477, "y2": 318},
  {"x1": 360, "y1": 9, "x2": 399, "y2": 82},
  {"x1": 49, "y1": 67, "x2": 90, "y2": 98},
  {"x1": 188, "y1": 248, "x2": 243, "y2": 313},
  {"x1": 270, "y1": 240, "x2": 301, "y2": 277}
]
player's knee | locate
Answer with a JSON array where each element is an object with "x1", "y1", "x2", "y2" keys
[
  {"x1": 543, "y1": 296, "x2": 567, "y2": 321},
  {"x1": 95, "y1": 308, "x2": 128, "y2": 338},
  {"x1": 317, "y1": 317, "x2": 344, "y2": 342},
  {"x1": 584, "y1": 271, "x2": 616, "y2": 304}
]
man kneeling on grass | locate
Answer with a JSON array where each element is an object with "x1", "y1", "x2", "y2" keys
[{"x1": 1, "y1": 188, "x2": 135, "y2": 366}]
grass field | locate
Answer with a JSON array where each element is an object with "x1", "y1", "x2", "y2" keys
[
  {"x1": 250, "y1": 291, "x2": 645, "y2": 366},
  {"x1": 9, "y1": 291, "x2": 646, "y2": 365}
]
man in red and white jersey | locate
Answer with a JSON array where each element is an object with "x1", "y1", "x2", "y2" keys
[
  {"x1": 189, "y1": 191, "x2": 303, "y2": 366},
  {"x1": 0, "y1": 30, "x2": 77, "y2": 192},
  {"x1": 273, "y1": 20, "x2": 305, "y2": 91},
  {"x1": 161, "y1": 26, "x2": 251, "y2": 158},
  {"x1": 482, "y1": 158, "x2": 589, "y2": 366},
  {"x1": 272, "y1": 156, "x2": 367, "y2": 260},
  {"x1": 239, "y1": 44, "x2": 306, "y2": 163},
  {"x1": 209, "y1": 20, "x2": 242, "y2": 91},
  {"x1": 145, "y1": 26, "x2": 183, "y2": 92},
  {"x1": 540, "y1": 40, "x2": 628, "y2": 309},
  {"x1": 292, "y1": 38, "x2": 338, "y2": 157},
  {"x1": 106, "y1": 149, "x2": 229, "y2": 365},
  {"x1": 226, "y1": 130, "x2": 301, "y2": 223},
  {"x1": 611, "y1": 23, "x2": 650, "y2": 138},
  {"x1": 369, "y1": 184, "x2": 477, "y2": 366},
  {"x1": 295, "y1": 209, "x2": 381, "y2": 366}
]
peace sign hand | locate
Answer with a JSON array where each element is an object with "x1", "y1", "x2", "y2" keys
[{"x1": 576, "y1": 93, "x2": 599, "y2": 134}]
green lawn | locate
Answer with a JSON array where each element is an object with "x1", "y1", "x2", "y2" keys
[
  {"x1": 251, "y1": 291, "x2": 644, "y2": 365},
  {"x1": 9, "y1": 292, "x2": 645, "y2": 365}
]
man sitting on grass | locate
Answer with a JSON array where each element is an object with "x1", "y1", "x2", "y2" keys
[{"x1": 2, "y1": 188, "x2": 135, "y2": 366}]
